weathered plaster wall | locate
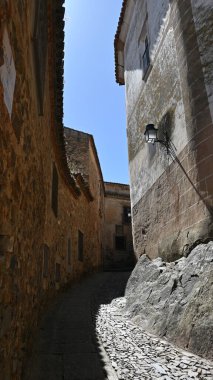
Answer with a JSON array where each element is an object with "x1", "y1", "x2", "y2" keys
[
  {"x1": 124, "y1": 0, "x2": 170, "y2": 118},
  {"x1": 125, "y1": 0, "x2": 187, "y2": 205},
  {"x1": 124, "y1": 0, "x2": 213, "y2": 259},
  {"x1": 0, "y1": 3, "x2": 104, "y2": 379},
  {"x1": 128, "y1": 26, "x2": 187, "y2": 205},
  {"x1": 103, "y1": 183, "x2": 135, "y2": 270}
]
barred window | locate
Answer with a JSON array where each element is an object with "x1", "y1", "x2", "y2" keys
[
  {"x1": 138, "y1": 16, "x2": 151, "y2": 80},
  {"x1": 142, "y1": 36, "x2": 150, "y2": 76}
]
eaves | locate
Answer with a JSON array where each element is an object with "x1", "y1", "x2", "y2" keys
[{"x1": 114, "y1": 0, "x2": 134, "y2": 85}]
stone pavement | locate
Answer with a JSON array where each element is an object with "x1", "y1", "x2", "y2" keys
[
  {"x1": 24, "y1": 272, "x2": 213, "y2": 380},
  {"x1": 24, "y1": 272, "x2": 129, "y2": 380},
  {"x1": 96, "y1": 298, "x2": 213, "y2": 380}
]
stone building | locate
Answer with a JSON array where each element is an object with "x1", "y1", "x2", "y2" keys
[
  {"x1": 64, "y1": 127, "x2": 105, "y2": 272},
  {"x1": 115, "y1": 0, "x2": 213, "y2": 260},
  {"x1": 103, "y1": 182, "x2": 135, "y2": 270},
  {"x1": 0, "y1": 1, "x2": 104, "y2": 378}
]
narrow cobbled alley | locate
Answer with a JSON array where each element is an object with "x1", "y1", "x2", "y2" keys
[
  {"x1": 1, "y1": 1, "x2": 213, "y2": 379},
  {"x1": 24, "y1": 273, "x2": 213, "y2": 380},
  {"x1": 24, "y1": 273, "x2": 129, "y2": 380}
]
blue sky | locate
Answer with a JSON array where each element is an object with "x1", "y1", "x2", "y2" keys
[{"x1": 63, "y1": 0, "x2": 129, "y2": 184}]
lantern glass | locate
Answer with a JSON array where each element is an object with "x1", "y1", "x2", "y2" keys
[{"x1": 144, "y1": 124, "x2": 158, "y2": 144}]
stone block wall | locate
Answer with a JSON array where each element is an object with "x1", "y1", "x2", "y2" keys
[
  {"x1": 64, "y1": 127, "x2": 105, "y2": 271},
  {"x1": 0, "y1": 2, "x2": 104, "y2": 379},
  {"x1": 116, "y1": 0, "x2": 213, "y2": 260},
  {"x1": 88, "y1": 139, "x2": 105, "y2": 269},
  {"x1": 132, "y1": 142, "x2": 213, "y2": 260},
  {"x1": 64, "y1": 127, "x2": 90, "y2": 183},
  {"x1": 103, "y1": 183, "x2": 135, "y2": 270}
]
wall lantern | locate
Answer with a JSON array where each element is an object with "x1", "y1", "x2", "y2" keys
[
  {"x1": 144, "y1": 124, "x2": 213, "y2": 217},
  {"x1": 144, "y1": 124, "x2": 170, "y2": 154},
  {"x1": 144, "y1": 124, "x2": 158, "y2": 144}
]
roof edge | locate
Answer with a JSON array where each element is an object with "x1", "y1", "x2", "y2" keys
[
  {"x1": 114, "y1": 0, "x2": 134, "y2": 85},
  {"x1": 104, "y1": 181, "x2": 129, "y2": 188},
  {"x1": 88, "y1": 135, "x2": 105, "y2": 192},
  {"x1": 49, "y1": 0, "x2": 80, "y2": 199}
]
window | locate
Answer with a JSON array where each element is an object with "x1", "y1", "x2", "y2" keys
[
  {"x1": 78, "y1": 230, "x2": 84, "y2": 262},
  {"x1": 128, "y1": 241, "x2": 134, "y2": 253},
  {"x1": 115, "y1": 236, "x2": 126, "y2": 251},
  {"x1": 115, "y1": 225, "x2": 123, "y2": 235},
  {"x1": 42, "y1": 244, "x2": 49, "y2": 278},
  {"x1": 51, "y1": 163, "x2": 58, "y2": 217},
  {"x1": 55, "y1": 263, "x2": 61, "y2": 282},
  {"x1": 123, "y1": 206, "x2": 131, "y2": 224},
  {"x1": 68, "y1": 238, "x2": 71, "y2": 265},
  {"x1": 142, "y1": 36, "x2": 150, "y2": 76},
  {"x1": 138, "y1": 15, "x2": 151, "y2": 79}
]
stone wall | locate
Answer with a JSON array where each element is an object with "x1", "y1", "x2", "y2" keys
[
  {"x1": 64, "y1": 127, "x2": 105, "y2": 271},
  {"x1": 64, "y1": 127, "x2": 90, "y2": 183},
  {"x1": 103, "y1": 183, "x2": 135, "y2": 270},
  {"x1": 0, "y1": 2, "x2": 104, "y2": 379},
  {"x1": 116, "y1": 0, "x2": 213, "y2": 260}
]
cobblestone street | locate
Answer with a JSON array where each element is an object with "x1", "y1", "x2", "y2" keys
[
  {"x1": 24, "y1": 273, "x2": 129, "y2": 380},
  {"x1": 24, "y1": 273, "x2": 213, "y2": 380}
]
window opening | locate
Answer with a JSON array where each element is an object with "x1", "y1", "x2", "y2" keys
[
  {"x1": 116, "y1": 225, "x2": 124, "y2": 235},
  {"x1": 78, "y1": 230, "x2": 84, "y2": 262},
  {"x1": 123, "y1": 206, "x2": 131, "y2": 224},
  {"x1": 42, "y1": 244, "x2": 49, "y2": 278},
  {"x1": 142, "y1": 36, "x2": 150, "y2": 76},
  {"x1": 51, "y1": 163, "x2": 58, "y2": 217},
  {"x1": 115, "y1": 236, "x2": 126, "y2": 251},
  {"x1": 55, "y1": 263, "x2": 61, "y2": 282}
]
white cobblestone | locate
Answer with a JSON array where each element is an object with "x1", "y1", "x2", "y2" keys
[{"x1": 96, "y1": 298, "x2": 213, "y2": 380}]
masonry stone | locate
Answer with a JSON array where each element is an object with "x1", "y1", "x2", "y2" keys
[
  {"x1": 115, "y1": 0, "x2": 213, "y2": 260},
  {"x1": 103, "y1": 182, "x2": 135, "y2": 271},
  {"x1": 0, "y1": 2, "x2": 134, "y2": 378}
]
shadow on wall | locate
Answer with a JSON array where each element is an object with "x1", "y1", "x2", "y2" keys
[
  {"x1": 123, "y1": 1, "x2": 170, "y2": 73},
  {"x1": 174, "y1": 0, "x2": 213, "y2": 198},
  {"x1": 123, "y1": 0, "x2": 213, "y2": 201},
  {"x1": 119, "y1": 0, "x2": 213, "y2": 259}
]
